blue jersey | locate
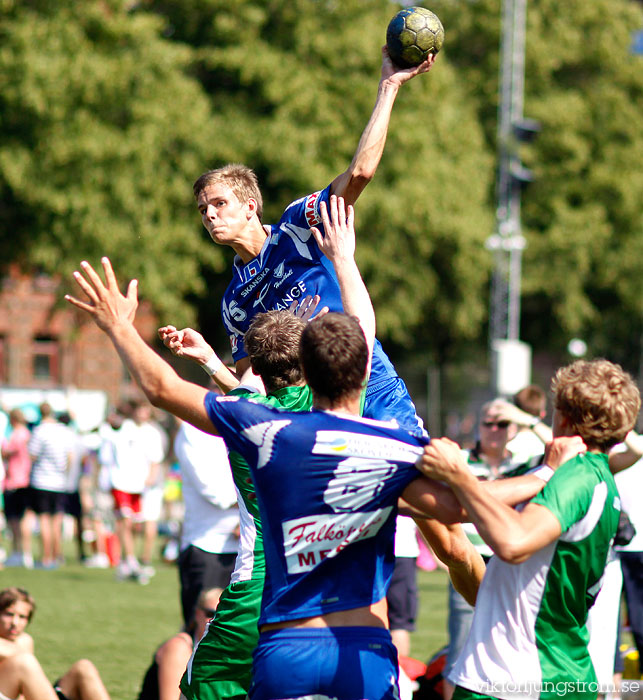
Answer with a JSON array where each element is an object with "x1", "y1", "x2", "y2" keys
[
  {"x1": 204, "y1": 392, "x2": 428, "y2": 626},
  {"x1": 220, "y1": 185, "x2": 426, "y2": 436}
]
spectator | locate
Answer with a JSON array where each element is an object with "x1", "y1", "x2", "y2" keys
[
  {"x1": 136, "y1": 587, "x2": 222, "y2": 700},
  {"x1": 58, "y1": 412, "x2": 89, "y2": 563},
  {"x1": 98, "y1": 401, "x2": 159, "y2": 583},
  {"x1": 496, "y1": 385, "x2": 553, "y2": 466},
  {"x1": 0, "y1": 587, "x2": 111, "y2": 700},
  {"x1": 174, "y1": 418, "x2": 239, "y2": 629},
  {"x1": 1, "y1": 409, "x2": 33, "y2": 568},
  {"x1": 27, "y1": 403, "x2": 74, "y2": 569},
  {"x1": 131, "y1": 401, "x2": 168, "y2": 581}
]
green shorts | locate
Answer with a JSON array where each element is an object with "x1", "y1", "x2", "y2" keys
[{"x1": 180, "y1": 577, "x2": 264, "y2": 700}]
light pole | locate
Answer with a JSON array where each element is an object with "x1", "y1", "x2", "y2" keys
[{"x1": 487, "y1": 0, "x2": 538, "y2": 395}]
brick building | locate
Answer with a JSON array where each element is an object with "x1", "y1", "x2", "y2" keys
[{"x1": 0, "y1": 265, "x2": 158, "y2": 408}]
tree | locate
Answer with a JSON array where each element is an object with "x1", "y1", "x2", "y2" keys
[
  {"x1": 0, "y1": 0, "x2": 224, "y2": 324},
  {"x1": 143, "y1": 0, "x2": 495, "y2": 362},
  {"x1": 430, "y1": 0, "x2": 643, "y2": 371}
]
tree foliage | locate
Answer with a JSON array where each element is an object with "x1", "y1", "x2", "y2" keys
[
  {"x1": 1, "y1": 0, "x2": 642, "y2": 372},
  {"x1": 431, "y1": 0, "x2": 643, "y2": 368},
  {"x1": 0, "y1": 0, "x2": 223, "y2": 324}
]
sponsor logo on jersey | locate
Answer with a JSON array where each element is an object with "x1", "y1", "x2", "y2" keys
[
  {"x1": 253, "y1": 283, "x2": 271, "y2": 311},
  {"x1": 305, "y1": 191, "x2": 322, "y2": 228},
  {"x1": 240, "y1": 267, "x2": 271, "y2": 298},
  {"x1": 312, "y1": 431, "x2": 423, "y2": 463},
  {"x1": 273, "y1": 268, "x2": 294, "y2": 289},
  {"x1": 274, "y1": 261, "x2": 286, "y2": 278},
  {"x1": 217, "y1": 396, "x2": 240, "y2": 402},
  {"x1": 282, "y1": 507, "x2": 392, "y2": 573},
  {"x1": 273, "y1": 281, "x2": 307, "y2": 310},
  {"x1": 323, "y1": 457, "x2": 396, "y2": 512},
  {"x1": 229, "y1": 334, "x2": 238, "y2": 354},
  {"x1": 241, "y1": 420, "x2": 291, "y2": 469}
]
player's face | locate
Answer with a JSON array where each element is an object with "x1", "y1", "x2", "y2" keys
[
  {"x1": 197, "y1": 183, "x2": 251, "y2": 246},
  {"x1": 0, "y1": 601, "x2": 31, "y2": 641}
]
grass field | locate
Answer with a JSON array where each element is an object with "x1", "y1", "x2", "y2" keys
[{"x1": 0, "y1": 548, "x2": 451, "y2": 700}]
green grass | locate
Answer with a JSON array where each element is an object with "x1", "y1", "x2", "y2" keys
[
  {"x1": 0, "y1": 546, "x2": 451, "y2": 699},
  {"x1": 0, "y1": 554, "x2": 181, "y2": 700}
]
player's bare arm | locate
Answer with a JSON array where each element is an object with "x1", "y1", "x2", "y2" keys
[
  {"x1": 414, "y1": 520, "x2": 485, "y2": 606},
  {"x1": 330, "y1": 47, "x2": 436, "y2": 206},
  {"x1": 310, "y1": 195, "x2": 376, "y2": 365},
  {"x1": 609, "y1": 429, "x2": 643, "y2": 474},
  {"x1": 419, "y1": 437, "x2": 563, "y2": 564},
  {"x1": 65, "y1": 258, "x2": 215, "y2": 435}
]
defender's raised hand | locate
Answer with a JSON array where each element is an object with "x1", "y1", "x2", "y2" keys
[
  {"x1": 65, "y1": 257, "x2": 137, "y2": 331},
  {"x1": 158, "y1": 325, "x2": 215, "y2": 365}
]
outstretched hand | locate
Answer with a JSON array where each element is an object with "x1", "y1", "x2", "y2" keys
[
  {"x1": 380, "y1": 46, "x2": 436, "y2": 87},
  {"x1": 65, "y1": 257, "x2": 137, "y2": 332},
  {"x1": 158, "y1": 325, "x2": 214, "y2": 365}
]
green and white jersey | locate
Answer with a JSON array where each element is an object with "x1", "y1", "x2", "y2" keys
[
  {"x1": 451, "y1": 452, "x2": 620, "y2": 700},
  {"x1": 226, "y1": 384, "x2": 312, "y2": 584}
]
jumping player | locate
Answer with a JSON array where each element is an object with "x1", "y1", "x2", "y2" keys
[
  {"x1": 162, "y1": 198, "x2": 487, "y2": 700},
  {"x1": 194, "y1": 47, "x2": 437, "y2": 437},
  {"x1": 418, "y1": 359, "x2": 641, "y2": 700}
]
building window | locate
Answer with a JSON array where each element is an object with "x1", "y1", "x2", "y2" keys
[{"x1": 32, "y1": 336, "x2": 59, "y2": 383}]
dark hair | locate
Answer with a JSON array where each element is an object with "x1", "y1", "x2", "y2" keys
[
  {"x1": 244, "y1": 311, "x2": 306, "y2": 393},
  {"x1": 513, "y1": 384, "x2": 546, "y2": 417},
  {"x1": 299, "y1": 313, "x2": 368, "y2": 404},
  {"x1": 552, "y1": 359, "x2": 640, "y2": 451},
  {"x1": 0, "y1": 588, "x2": 35, "y2": 621}
]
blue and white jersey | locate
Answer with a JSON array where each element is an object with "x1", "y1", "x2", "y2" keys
[
  {"x1": 204, "y1": 392, "x2": 428, "y2": 626},
  {"x1": 220, "y1": 185, "x2": 426, "y2": 436}
]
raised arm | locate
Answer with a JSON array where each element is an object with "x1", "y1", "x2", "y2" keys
[
  {"x1": 158, "y1": 325, "x2": 240, "y2": 394},
  {"x1": 609, "y1": 430, "x2": 643, "y2": 474},
  {"x1": 310, "y1": 196, "x2": 375, "y2": 368},
  {"x1": 330, "y1": 48, "x2": 436, "y2": 207},
  {"x1": 66, "y1": 258, "x2": 216, "y2": 435}
]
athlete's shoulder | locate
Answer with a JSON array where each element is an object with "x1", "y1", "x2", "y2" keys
[{"x1": 279, "y1": 184, "x2": 332, "y2": 229}]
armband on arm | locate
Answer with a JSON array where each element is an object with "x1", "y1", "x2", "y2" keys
[
  {"x1": 531, "y1": 465, "x2": 555, "y2": 482},
  {"x1": 201, "y1": 353, "x2": 223, "y2": 377}
]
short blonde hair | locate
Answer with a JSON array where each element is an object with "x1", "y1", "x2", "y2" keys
[
  {"x1": 551, "y1": 359, "x2": 640, "y2": 451},
  {"x1": 193, "y1": 164, "x2": 263, "y2": 220}
]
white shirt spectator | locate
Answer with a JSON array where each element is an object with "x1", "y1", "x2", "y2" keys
[
  {"x1": 174, "y1": 421, "x2": 239, "y2": 554},
  {"x1": 28, "y1": 419, "x2": 74, "y2": 492}
]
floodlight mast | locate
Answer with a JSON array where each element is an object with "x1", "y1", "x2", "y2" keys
[{"x1": 488, "y1": 0, "x2": 535, "y2": 391}]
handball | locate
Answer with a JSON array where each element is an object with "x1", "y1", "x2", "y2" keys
[{"x1": 386, "y1": 6, "x2": 445, "y2": 68}]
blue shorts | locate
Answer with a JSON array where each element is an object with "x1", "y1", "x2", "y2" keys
[
  {"x1": 364, "y1": 376, "x2": 427, "y2": 439},
  {"x1": 249, "y1": 626, "x2": 400, "y2": 700}
]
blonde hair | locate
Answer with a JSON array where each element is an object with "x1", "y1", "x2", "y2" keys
[
  {"x1": 552, "y1": 359, "x2": 640, "y2": 451},
  {"x1": 193, "y1": 164, "x2": 263, "y2": 220}
]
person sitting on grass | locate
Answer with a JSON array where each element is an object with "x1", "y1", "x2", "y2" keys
[
  {"x1": 136, "y1": 587, "x2": 222, "y2": 700},
  {"x1": 0, "y1": 587, "x2": 111, "y2": 700}
]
